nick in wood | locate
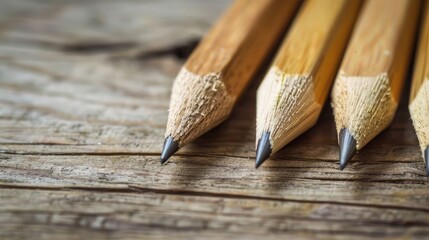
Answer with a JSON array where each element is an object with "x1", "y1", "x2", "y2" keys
[
  {"x1": 331, "y1": 0, "x2": 420, "y2": 170},
  {"x1": 161, "y1": 0, "x2": 300, "y2": 163},
  {"x1": 255, "y1": 0, "x2": 362, "y2": 168},
  {"x1": 410, "y1": 1, "x2": 429, "y2": 175}
]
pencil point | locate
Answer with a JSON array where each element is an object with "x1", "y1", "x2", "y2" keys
[
  {"x1": 339, "y1": 128, "x2": 356, "y2": 170},
  {"x1": 255, "y1": 132, "x2": 272, "y2": 169},
  {"x1": 160, "y1": 136, "x2": 179, "y2": 164},
  {"x1": 425, "y1": 148, "x2": 429, "y2": 177}
]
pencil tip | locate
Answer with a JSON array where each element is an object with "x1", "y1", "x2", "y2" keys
[
  {"x1": 339, "y1": 128, "x2": 356, "y2": 170},
  {"x1": 160, "y1": 136, "x2": 179, "y2": 164},
  {"x1": 255, "y1": 132, "x2": 272, "y2": 169},
  {"x1": 425, "y1": 148, "x2": 429, "y2": 177}
]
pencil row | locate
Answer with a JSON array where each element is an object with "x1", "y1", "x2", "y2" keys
[{"x1": 161, "y1": 0, "x2": 429, "y2": 174}]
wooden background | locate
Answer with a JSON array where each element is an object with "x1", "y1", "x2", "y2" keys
[{"x1": 1, "y1": 0, "x2": 429, "y2": 239}]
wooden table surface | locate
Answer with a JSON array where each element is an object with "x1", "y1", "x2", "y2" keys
[{"x1": 1, "y1": 0, "x2": 429, "y2": 239}]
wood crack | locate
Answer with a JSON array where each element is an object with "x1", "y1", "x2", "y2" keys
[{"x1": 1, "y1": 184, "x2": 429, "y2": 213}]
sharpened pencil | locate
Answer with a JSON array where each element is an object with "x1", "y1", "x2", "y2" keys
[
  {"x1": 331, "y1": 0, "x2": 420, "y2": 170},
  {"x1": 161, "y1": 0, "x2": 301, "y2": 163},
  {"x1": 255, "y1": 0, "x2": 362, "y2": 168}
]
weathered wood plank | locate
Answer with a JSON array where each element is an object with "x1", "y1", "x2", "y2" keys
[
  {"x1": 1, "y1": 145, "x2": 428, "y2": 210},
  {"x1": 1, "y1": 188, "x2": 429, "y2": 239}
]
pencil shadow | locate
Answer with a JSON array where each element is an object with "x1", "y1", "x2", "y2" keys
[
  {"x1": 345, "y1": 99, "x2": 417, "y2": 194},
  {"x1": 167, "y1": 77, "x2": 258, "y2": 184},
  {"x1": 166, "y1": 155, "x2": 212, "y2": 187},
  {"x1": 261, "y1": 103, "x2": 339, "y2": 193},
  {"x1": 182, "y1": 58, "x2": 259, "y2": 158},
  {"x1": 345, "y1": 17, "x2": 426, "y2": 193}
]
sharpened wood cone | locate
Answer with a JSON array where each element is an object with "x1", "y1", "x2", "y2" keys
[
  {"x1": 255, "y1": 132, "x2": 272, "y2": 169},
  {"x1": 339, "y1": 128, "x2": 356, "y2": 170},
  {"x1": 160, "y1": 136, "x2": 179, "y2": 164}
]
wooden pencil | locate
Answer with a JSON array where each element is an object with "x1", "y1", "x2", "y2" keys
[
  {"x1": 331, "y1": 0, "x2": 420, "y2": 170},
  {"x1": 161, "y1": 0, "x2": 301, "y2": 163},
  {"x1": 255, "y1": 0, "x2": 362, "y2": 168},
  {"x1": 410, "y1": 1, "x2": 429, "y2": 175}
]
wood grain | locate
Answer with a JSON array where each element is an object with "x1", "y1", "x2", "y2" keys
[
  {"x1": 1, "y1": 187, "x2": 429, "y2": 239},
  {"x1": 338, "y1": 0, "x2": 418, "y2": 100},
  {"x1": 0, "y1": 0, "x2": 428, "y2": 239}
]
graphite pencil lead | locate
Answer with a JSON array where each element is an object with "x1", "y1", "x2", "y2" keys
[
  {"x1": 425, "y1": 148, "x2": 429, "y2": 177},
  {"x1": 339, "y1": 128, "x2": 356, "y2": 170},
  {"x1": 160, "y1": 136, "x2": 179, "y2": 164},
  {"x1": 255, "y1": 132, "x2": 272, "y2": 169}
]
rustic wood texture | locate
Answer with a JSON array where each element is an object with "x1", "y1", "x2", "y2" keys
[{"x1": 0, "y1": 0, "x2": 428, "y2": 239}]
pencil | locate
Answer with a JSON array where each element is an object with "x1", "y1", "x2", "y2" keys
[
  {"x1": 161, "y1": 0, "x2": 301, "y2": 163},
  {"x1": 331, "y1": 0, "x2": 420, "y2": 170},
  {"x1": 410, "y1": 1, "x2": 429, "y2": 176},
  {"x1": 255, "y1": 0, "x2": 362, "y2": 168}
]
